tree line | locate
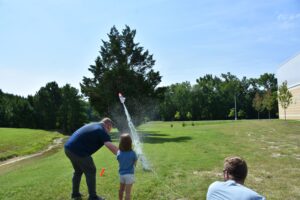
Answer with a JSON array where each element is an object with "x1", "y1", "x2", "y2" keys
[
  {"x1": 0, "y1": 25, "x2": 289, "y2": 134},
  {"x1": 0, "y1": 82, "x2": 94, "y2": 134},
  {"x1": 159, "y1": 72, "x2": 278, "y2": 121},
  {"x1": 0, "y1": 71, "x2": 279, "y2": 134}
]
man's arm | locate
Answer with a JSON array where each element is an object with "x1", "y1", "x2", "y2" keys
[{"x1": 104, "y1": 141, "x2": 118, "y2": 155}]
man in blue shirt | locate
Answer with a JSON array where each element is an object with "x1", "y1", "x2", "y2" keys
[
  {"x1": 207, "y1": 156, "x2": 266, "y2": 200},
  {"x1": 65, "y1": 118, "x2": 118, "y2": 200}
]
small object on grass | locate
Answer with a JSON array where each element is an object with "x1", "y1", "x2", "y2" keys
[{"x1": 100, "y1": 168, "x2": 105, "y2": 176}]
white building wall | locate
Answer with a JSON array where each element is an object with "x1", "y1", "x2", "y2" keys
[{"x1": 277, "y1": 53, "x2": 300, "y2": 120}]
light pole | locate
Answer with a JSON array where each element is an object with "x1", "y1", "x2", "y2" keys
[{"x1": 234, "y1": 94, "x2": 237, "y2": 121}]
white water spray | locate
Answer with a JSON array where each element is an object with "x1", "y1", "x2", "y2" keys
[{"x1": 118, "y1": 93, "x2": 151, "y2": 171}]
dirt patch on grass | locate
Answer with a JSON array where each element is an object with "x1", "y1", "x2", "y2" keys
[
  {"x1": 0, "y1": 138, "x2": 63, "y2": 168},
  {"x1": 192, "y1": 170, "x2": 222, "y2": 178},
  {"x1": 294, "y1": 154, "x2": 300, "y2": 160},
  {"x1": 271, "y1": 153, "x2": 287, "y2": 158}
]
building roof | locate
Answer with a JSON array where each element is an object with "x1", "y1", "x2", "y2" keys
[{"x1": 277, "y1": 53, "x2": 300, "y2": 89}]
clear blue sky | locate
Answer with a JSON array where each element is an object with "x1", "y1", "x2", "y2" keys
[{"x1": 1, "y1": 0, "x2": 300, "y2": 96}]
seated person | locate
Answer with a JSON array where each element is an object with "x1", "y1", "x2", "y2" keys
[{"x1": 206, "y1": 156, "x2": 266, "y2": 200}]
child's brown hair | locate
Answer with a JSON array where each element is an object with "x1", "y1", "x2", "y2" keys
[{"x1": 119, "y1": 133, "x2": 133, "y2": 151}]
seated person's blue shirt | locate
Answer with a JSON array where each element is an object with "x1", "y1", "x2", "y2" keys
[
  {"x1": 64, "y1": 123, "x2": 111, "y2": 157},
  {"x1": 117, "y1": 150, "x2": 137, "y2": 175},
  {"x1": 207, "y1": 180, "x2": 266, "y2": 200}
]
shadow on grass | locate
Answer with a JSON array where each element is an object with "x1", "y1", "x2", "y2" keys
[
  {"x1": 110, "y1": 130, "x2": 166, "y2": 142},
  {"x1": 110, "y1": 130, "x2": 192, "y2": 144},
  {"x1": 139, "y1": 130, "x2": 192, "y2": 144},
  {"x1": 141, "y1": 136, "x2": 192, "y2": 144}
]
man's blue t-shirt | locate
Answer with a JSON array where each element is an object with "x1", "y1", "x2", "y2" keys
[
  {"x1": 207, "y1": 180, "x2": 265, "y2": 200},
  {"x1": 117, "y1": 150, "x2": 137, "y2": 175},
  {"x1": 64, "y1": 123, "x2": 111, "y2": 157}
]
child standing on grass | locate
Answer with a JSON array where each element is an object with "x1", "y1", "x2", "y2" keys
[{"x1": 117, "y1": 133, "x2": 137, "y2": 200}]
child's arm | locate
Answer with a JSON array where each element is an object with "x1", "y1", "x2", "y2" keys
[{"x1": 134, "y1": 160, "x2": 137, "y2": 167}]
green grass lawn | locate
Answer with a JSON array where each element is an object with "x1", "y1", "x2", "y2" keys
[
  {"x1": 0, "y1": 120, "x2": 299, "y2": 200},
  {"x1": 0, "y1": 128, "x2": 63, "y2": 161}
]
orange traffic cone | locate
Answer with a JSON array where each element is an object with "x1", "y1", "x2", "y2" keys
[{"x1": 100, "y1": 168, "x2": 105, "y2": 176}]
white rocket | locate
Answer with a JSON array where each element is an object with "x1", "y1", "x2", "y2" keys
[{"x1": 118, "y1": 93, "x2": 126, "y2": 104}]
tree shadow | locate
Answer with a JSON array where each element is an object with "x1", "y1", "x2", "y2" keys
[
  {"x1": 138, "y1": 130, "x2": 169, "y2": 137},
  {"x1": 138, "y1": 130, "x2": 192, "y2": 144},
  {"x1": 110, "y1": 130, "x2": 166, "y2": 142},
  {"x1": 110, "y1": 130, "x2": 192, "y2": 144}
]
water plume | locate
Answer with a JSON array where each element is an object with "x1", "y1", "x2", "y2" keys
[{"x1": 119, "y1": 93, "x2": 151, "y2": 171}]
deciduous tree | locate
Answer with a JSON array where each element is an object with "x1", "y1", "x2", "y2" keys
[
  {"x1": 278, "y1": 81, "x2": 293, "y2": 120},
  {"x1": 252, "y1": 92, "x2": 264, "y2": 119}
]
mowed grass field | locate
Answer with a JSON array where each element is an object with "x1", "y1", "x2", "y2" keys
[
  {"x1": 0, "y1": 128, "x2": 63, "y2": 161},
  {"x1": 0, "y1": 120, "x2": 299, "y2": 200}
]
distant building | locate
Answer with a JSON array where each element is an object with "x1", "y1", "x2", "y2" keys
[{"x1": 277, "y1": 53, "x2": 300, "y2": 119}]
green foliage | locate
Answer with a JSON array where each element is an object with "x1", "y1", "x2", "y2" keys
[
  {"x1": 80, "y1": 25, "x2": 161, "y2": 130},
  {"x1": 262, "y1": 90, "x2": 276, "y2": 119},
  {"x1": 194, "y1": 75, "x2": 223, "y2": 120},
  {"x1": 220, "y1": 73, "x2": 241, "y2": 112},
  {"x1": 228, "y1": 108, "x2": 235, "y2": 118},
  {"x1": 186, "y1": 112, "x2": 192, "y2": 120},
  {"x1": 278, "y1": 81, "x2": 293, "y2": 120},
  {"x1": 0, "y1": 91, "x2": 35, "y2": 127},
  {"x1": 249, "y1": 74, "x2": 278, "y2": 118},
  {"x1": 0, "y1": 70, "x2": 279, "y2": 130},
  {"x1": 0, "y1": 82, "x2": 89, "y2": 134},
  {"x1": 174, "y1": 111, "x2": 181, "y2": 120},
  {"x1": 58, "y1": 84, "x2": 87, "y2": 134},
  {"x1": 159, "y1": 82, "x2": 193, "y2": 121},
  {"x1": 252, "y1": 92, "x2": 264, "y2": 119},
  {"x1": 238, "y1": 110, "x2": 246, "y2": 119},
  {"x1": 33, "y1": 82, "x2": 62, "y2": 129},
  {"x1": 258, "y1": 73, "x2": 278, "y2": 92},
  {"x1": 158, "y1": 73, "x2": 278, "y2": 121},
  {"x1": 33, "y1": 82, "x2": 88, "y2": 134}
]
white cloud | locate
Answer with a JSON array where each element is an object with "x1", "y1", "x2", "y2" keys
[
  {"x1": 277, "y1": 13, "x2": 300, "y2": 21},
  {"x1": 277, "y1": 13, "x2": 300, "y2": 29}
]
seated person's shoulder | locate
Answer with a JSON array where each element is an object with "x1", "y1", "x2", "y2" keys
[
  {"x1": 208, "y1": 181, "x2": 223, "y2": 190},
  {"x1": 243, "y1": 187, "x2": 266, "y2": 200}
]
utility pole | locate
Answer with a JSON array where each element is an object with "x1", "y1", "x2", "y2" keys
[{"x1": 234, "y1": 94, "x2": 237, "y2": 121}]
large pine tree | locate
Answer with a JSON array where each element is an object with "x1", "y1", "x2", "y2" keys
[{"x1": 81, "y1": 25, "x2": 161, "y2": 130}]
